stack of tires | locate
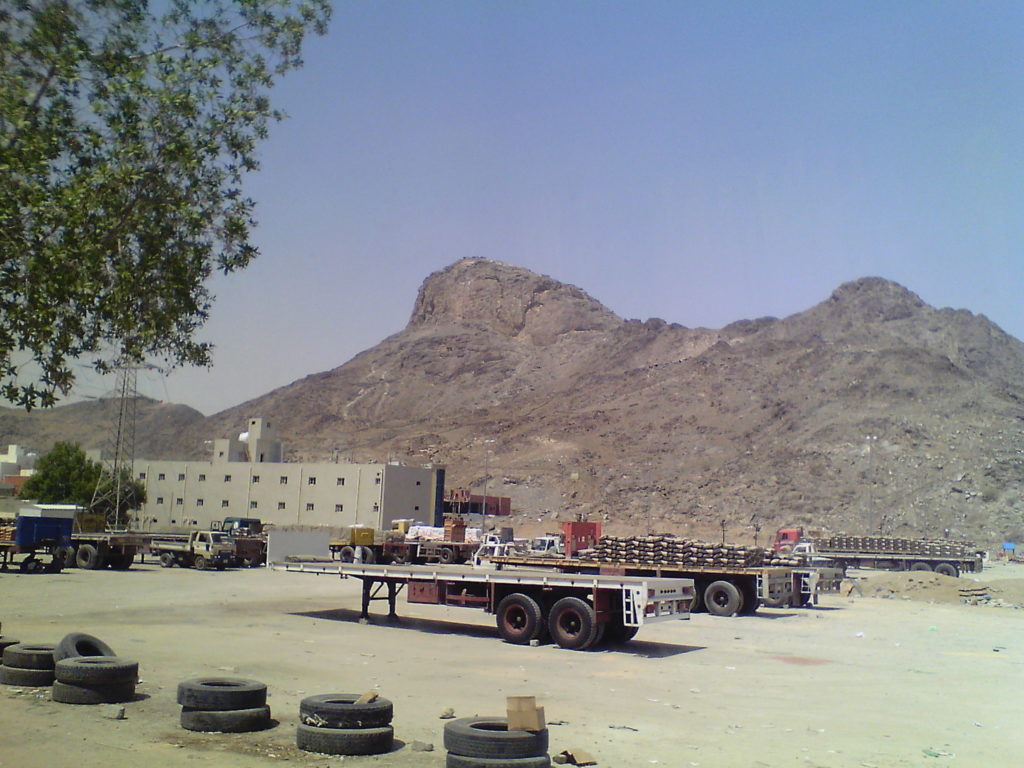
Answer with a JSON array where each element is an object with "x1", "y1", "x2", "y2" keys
[
  {"x1": 444, "y1": 717, "x2": 551, "y2": 768},
  {"x1": 177, "y1": 677, "x2": 272, "y2": 733},
  {"x1": 296, "y1": 693, "x2": 394, "y2": 756},
  {"x1": 51, "y1": 631, "x2": 137, "y2": 704},
  {"x1": 0, "y1": 643, "x2": 56, "y2": 687}
]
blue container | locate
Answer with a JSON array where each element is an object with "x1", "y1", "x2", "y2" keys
[{"x1": 15, "y1": 516, "x2": 73, "y2": 548}]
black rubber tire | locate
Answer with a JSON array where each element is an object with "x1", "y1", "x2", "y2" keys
[
  {"x1": 55, "y1": 657, "x2": 138, "y2": 685},
  {"x1": 3, "y1": 643, "x2": 57, "y2": 669},
  {"x1": 75, "y1": 544, "x2": 103, "y2": 570},
  {"x1": 176, "y1": 677, "x2": 267, "y2": 710},
  {"x1": 108, "y1": 552, "x2": 134, "y2": 570},
  {"x1": 547, "y1": 597, "x2": 598, "y2": 650},
  {"x1": 181, "y1": 705, "x2": 273, "y2": 732},
  {"x1": 299, "y1": 694, "x2": 393, "y2": 728},
  {"x1": 444, "y1": 717, "x2": 549, "y2": 759},
  {"x1": 193, "y1": 555, "x2": 208, "y2": 570},
  {"x1": 0, "y1": 665, "x2": 55, "y2": 686},
  {"x1": 52, "y1": 680, "x2": 136, "y2": 704},
  {"x1": 738, "y1": 582, "x2": 760, "y2": 615},
  {"x1": 910, "y1": 562, "x2": 932, "y2": 572},
  {"x1": 438, "y1": 546, "x2": 456, "y2": 564},
  {"x1": 19, "y1": 556, "x2": 44, "y2": 574},
  {"x1": 338, "y1": 546, "x2": 355, "y2": 563},
  {"x1": 358, "y1": 546, "x2": 376, "y2": 564},
  {"x1": 159, "y1": 552, "x2": 176, "y2": 568},
  {"x1": 446, "y1": 754, "x2": 552, "y2": 768},
  {"x1": 603, "y1": 620, "x2": 639, "y2": 644},
  {"x1": 704, "y1": 581, "x2": 743, "y2": 617},
  {"x1": 934, "y1": 562, "x2": 959, "y2": 577},
  {"x1": 54, "y1": 632, "x2": 116, "y2": 662},
  {"x1": 496, "y1": 593, "x2": 545, "y2": 645},
  {"x1": 296, "y1": 724, "x2": 394, "y2": 755},
  {"x1": 390, "y1": 548, "x2": 410, "y2": 564},
  {"x1": 0, "y1": 637, "x2": 21, "y2": 654}
]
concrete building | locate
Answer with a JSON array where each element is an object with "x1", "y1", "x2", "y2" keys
[{"x1": 131, "y1": 419, "x2": 446, "y2": 531}]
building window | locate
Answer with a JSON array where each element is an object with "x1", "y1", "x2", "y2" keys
[
  {"x1": 158, "y1": 473, "x2": 166, "y2": 481},
  {"x1": 277, "y1": 502, "x2": 286, "y2": 510},
  {"x1": 156, "y1": 497, "x2": 164, "y2": 505},
  {"x1": 249, "y1": 501, "x2": 258, "y2": 510},
  {"x1": 280, "y1": 476, "x2": 288, "y2": 485},
  {"x1": 178, "y1": 473, "x2": 185, "y2": 481},
  {"x1": 198, "y1": 474, "x2": 206, "y2": 482},
  {"x1": 224, "y1": 474, "x2": 232, "y2": 482},
  {"x1": 221, "y1": 500, "x2": 229, "y2": 508},
  {"x1": 305, "y1": 503, "x2": 314, "y2": 511},
  {"x1": 138, "y1": 472, "x2": 146, "y2": 480},
  {"x1": 252, "y1": 475, "x2": 260, "y2": 484},
  {"x1": 336, "y1": 477, "x2": 345, "y2": 486},
  {"x1": 375, "y1": 476, "x2": 381, "y2": 485},
  {"x1": 175, "y1": 498, "x2": 183, "y2": 505},
  {"x1": 334, "y1": 504, "x2": 343, "y2": 513},
  {"x1": 196, "y1": 499, "x2": 204, "y2": 507},
  {"x1": 308, "y1": 477, "x2": 317, "y2": 486},
  {"x1": 416, "y1": 480, "x2": 421, "y2": 486},
  {"x1": 373, "y1": 503, "x2": 379, "y2": 512},
  {"x1": 414, "y1": 506, "x2": 420, "y2": 511}
]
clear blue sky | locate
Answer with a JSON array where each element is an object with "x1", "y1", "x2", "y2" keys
[{"x1": 84, "y1": 1, "x2": 1024, "y2": 415}]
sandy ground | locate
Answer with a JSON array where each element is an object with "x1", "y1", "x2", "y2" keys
[{"x1": 1, "y1": 560, "x2": 1022, "y2": 768}]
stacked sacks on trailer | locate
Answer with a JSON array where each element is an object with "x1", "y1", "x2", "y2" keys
[
  {"x1": 584, "y1": 535, "x2": 765, "y2": 567},
  {"x1": 297, "y1": 693, "x2": 394, "y2": 756},
  {"x1": 0, "y1": 643, "x2": 56, "y2": 687},
  {"x1": 177, "y1": 677, "x2": 272, "y2": 732}
]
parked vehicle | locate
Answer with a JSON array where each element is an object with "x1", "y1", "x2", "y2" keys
[
  {"x1": 274, "y1": 561, "x2": 694, "y2": 650},
  {"x1": 149, "y1": 530, "x2": 236, "y2": 570},
  {"x1": 212, "y1": 517, "x2": 267, "y2": 567},
  {"x1": 785, "y1": 537, "x2": 981, "y2": 577},
  {"x1": 330, "y1": 524, "x2": 492, "y2": 565},
  {"x1": 0, "y1": 505, "x2": 74, "y2": 573}
]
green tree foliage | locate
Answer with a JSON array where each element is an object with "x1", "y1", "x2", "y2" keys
[
  {"x1": 20, "y1": 440, "x2": 101, "y2": 504},
  {"x1": 0, "y1": 0, "x2": 331, "y2": 409}
]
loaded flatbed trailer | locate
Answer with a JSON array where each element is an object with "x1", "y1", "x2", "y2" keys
[
  {"x1": 814, "y1": 550, "x2": 981, "y2": 577},
  {"x1": 68, "y1": 531, "x2": 149, "y2": 570},
  {"x1": 273, "y1": 561, "x2": 694, "y2": 650}
]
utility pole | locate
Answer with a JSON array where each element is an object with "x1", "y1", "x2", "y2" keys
[
  {"x1": 865, "y1": 435, "x2": 878, "y2": 534},
  {"x1": 90, "y1": 366, "x2": 139, "y2": 530}
]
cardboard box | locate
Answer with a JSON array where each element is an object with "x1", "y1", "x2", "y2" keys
[{"x1": 506, "y1": 696, "x2": 545, "y2": 732}]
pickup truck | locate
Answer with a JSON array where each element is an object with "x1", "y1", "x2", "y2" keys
[{"x1": 148, "y1": 531, "x2": 236, "y2": 570}]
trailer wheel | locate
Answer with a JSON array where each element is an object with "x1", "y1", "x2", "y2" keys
[
  {"x1": 53, "y1": 680, "x2": 136, "y2": 705},
  {"x1": 159, "y1": 553, "x2": 175, "y2": 568},
  {"x1": 704, "y1": 581, "x2": 743, "y2": 617},
  {"x1": 296, "y1": 724, "x2": 394, "y2": 755},
  {"x1": 358, "y1": 546, "x2": 376, "y2": 564},
  {"x1": 548, "y1": 597, "x2": 598, "y2": 650},
  {"x1": 299, "y1": 693, "x2": 393, "y2": 728},
  {"x1": 75, "y1": 544, "x2": 103, "y2": 570},
  {"x1": 496, "y1": 593, "x2": 545, "y2": 644},
  {"x1": 390, "y1": 549, "x2": 410, "y2": 564},
  {"x1": 438, "y1": 546, "x2": 456, "y2": 564},
  {"x1": 177, "y1": 677, "x2": 267, "y2": 710},
  {"x1": 108, "y1": 552, "x2": 134, "y2": 570},
  {"x1": 910, "y1": 562, "x2": 932, "y2": 572},
  {"x1": 338, "y1": 546, "x2": 355, "y2": 563},
  {"x1": 934, "y1": 562, "x2": 959, "y2": 577},
  {"x1": 54, "y1": 632, "x2": 116, "y2": 662},
  {"x1": 738, "y1": 582, "x2": 760, "y2": 615},
  {"x1": 181, "y1": 705, "x2": 272, "y2": 733},
  {"x1": 603, "y1": 619, "x2": 639, "y2": 644},
  {"x1": 193, "y1": 555, "x2": 208, "y2": 570},
  {"x1": 445, "y1": 754, "x2": 552, "y2": 768},
  {"x1": 55, "y1": 657, "x2": 138, "y2": 685},
  {"x1": 444, "y1": 716, "x2": 549, "y2": 759}
]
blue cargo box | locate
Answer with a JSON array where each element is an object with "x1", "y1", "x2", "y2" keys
[{"x1": 15, "y1": 516, "x2": 73, "y2": 548}]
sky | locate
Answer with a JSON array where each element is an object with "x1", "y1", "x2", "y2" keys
[{"x1": 72, "y1": 1, "x2": 1024, "y2": 415}]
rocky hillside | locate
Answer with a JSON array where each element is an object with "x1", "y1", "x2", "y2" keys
[{"x1": 5, "y1": 258, "x2": 1023, "y2": 547}]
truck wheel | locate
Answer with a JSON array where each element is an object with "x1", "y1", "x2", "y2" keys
[
  {"x1": 910, "y1": 562, "x2": 932, "y2": 572},
  {"x1": 338, "y1": 546, "x2": 355, "y2": 563},
  {"x1": 300, "y1": 693, "x2": 393, "y2": 728},
  {"x1": 390, "y1": 549, "x2": 410, "y2": 564},
  {"x1": 496, "y1": 593, "x2": 544, "y2": 644},
  {"x1": 181, "y1": 705, "x2": 272, "y2": 733},
  {"x1": 738, "y1": 582, "x2": 760, "y2": 614},
  {"x1": 603, "y1": 619, "x2": 639, "y2": 644},
  {"x1": 55, "y1": 657, "x2": 138, "y2": 685},
  {"x1": 446, "y1": 754, "x2": 552, "y2": 768},
  {"x1": 177, "y1": 677, "x2": 267, "y2": 710},
  {"x1": 75, "y1": 544, "x2": 103, "y2": 570},
  {"x1": 109, "y1": 553, "x2": 134, "y2": 570},
  {"x1": 704, "y1": 581, "x2": 743, "y2": 617},
  {"x1": 54, "y1": 632, "x2": 116, "y2": 662},
  {"x1": 193, "y1": 555, "x2": 208, "y2": 570},
  {"x1": 296, "y1": 723, "x2": 394, "y2": 755},
  {"x1": 18, "y1": 556, "x2": 44, "y2": 574},
  {"x1": 3, "y1": 643, "x2": 57, "y2": 669},
  {"x1": 159, "y1": 553, "x2": 175, "y2": 568},
  {"x1": 547, "y1": 597, "x2": 598, "y2": 650},
  {"x1": 438, "y1": 547, "x2": 456, "y2": 564},
  {"x1": 444, "y1": 716, "x2": 549, "y2": 759},
  {"x1": 53, "y1": 680, "x2": 136, "y2": 705},
  {"x1": 934, "y1": 562, "x2": 959, "y2": 577},
  {"x1": 358, "y1": 546, "x2": 376, "y2": 564}
]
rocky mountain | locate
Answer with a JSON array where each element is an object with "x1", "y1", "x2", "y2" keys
[{"x1": 4, "y1": 258, "x2": 1023, "y2": 546}]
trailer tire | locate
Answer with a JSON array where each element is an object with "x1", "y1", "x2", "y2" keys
[
  {"x1": 159, "y1": 552, "x2": 175, "y2": 568},
  {"x1": 19, "y1": 556, "x2": 45, "y2": 574},
  {"x1": 0, "y1": 664, "x2": 55, "y2": 687},
  {"x1": 603, "y1": 619, "x2": 639, "y2": 644},
  {"x1": 53, "y1": 680, "x2": 136, "y2": 705},
  {"x1": 108, "y1": 552, "x2": 134, "y2": 570},
  {"x1": 338, "y1": 546, "x2": 355, "y2": 563},
  {"x1": 738, "y1": 582, "x2": 760, "y2": 615},
  {"x1": 934, "y1": 562, "x2": 959, "y2": 577},
  {"x1": 181, "y1": 705, "x2": 272, "y2": 733},
  {"x1": 547, "y1": 597, "x2": 598, "y2": 650},
  {"x1": 444, "y1": 717, "x2": 549, "y2": 759},
  {"x1": 55, "y1": 657, "x2": 137, "y2": 685},
  {"x1": 75, "y1": 544, "x2": 104, "y2": 570},
  {"x1": 296, "y1": 724, "x2": 394, "y2": 755},
  {"x1": 358, "y1": 546, "x2": 376, "y2": 564},
  {"x1": 3, "y1": 643, "x2": 57, "y2": 669},
  {"x1": 446, "y1": 754, "x2": 552, "y2": 768},
  {"x1": 438, "y1": 547, "x2": 456, "y2": 564},
  {"x1": 177, "y1": 677, "x2": 267, "y2": 710},
  {"x1": 496, "y1": 593, "x2": 545, "y2": 645},
  {"x1": 910, "y1": 562, "x2": 932, "y2": 572},
  {"x1": 299, "y1": 693, "x2": 393, "y2": 728},
  {"x1": 704, "y1": 581, "x2": 743, "y2": 617},
  {"x1": 390, "y1": 549, "x2": 410, "y2": 564},
  {"x1": 54, "y1": 632, "x2": 116, "y2": 662}
]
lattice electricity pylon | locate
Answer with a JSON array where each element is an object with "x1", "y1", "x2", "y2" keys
[{"x1": 89, "y1": 366, "x2": 139, "y2": 530}]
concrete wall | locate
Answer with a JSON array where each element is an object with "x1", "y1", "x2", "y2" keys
[{"x1": 266, "y1": 527, "x2": 333, "y2": 563}]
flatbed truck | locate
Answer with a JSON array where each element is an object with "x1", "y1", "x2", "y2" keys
[
  {"x1": 789, "y1": 542, "x2": 981, "y2": 577},
  {"x1": 66, "y1": 531, "x2": 149, "y2": 570},
  {"x1": 148, "y1": 530, "x2": 236, "y2": 570},
  {"x1": 273, "y1": 561, "x2": 695, "y2": 650}
]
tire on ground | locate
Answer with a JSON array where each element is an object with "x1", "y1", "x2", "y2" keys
[
  {"x1": 296, "y1": 724, "x2": 394, "y2": 755},
  {"x1": 444, "y1": 717, "x2": 549, "y2": 759},
  {"x1": 445, "y1": 754, "x2": 552, "y2": 768},
  {"x1": 55, "y1": 657, "x2": 138, "y2": 685},
  {"x1": 704, "y1": 581, "x2": 743, "y2": 617},
  {"x1": 547, "y1": 597, "x2": 598, "y2": 650},
  {"x1": 934, "y1": 562, "x2": 959, "y2": 577},
  {"x1": 299, "y1": 693, "x2": 393, "y2": 728},
  {"x1": 177, "y1": 677, "x2": 267, "y2": 710},
  {"x1": 54, "y1": 632, "x2": 116, "y2": 662},
  {"x1": 0, "y1": 665, "x2": 55, "y2": 686},
  {"x1": 75, "y1": 544, "x2": 103, "y2": 570},
  {"x1": 496, "y1": 593, "x2": 545, "y2": 645},
  {"x1": 3, "y1": 644, "x2": 57, "y2": 669},
  {"x1": 52, "y1": 680, "x2": 136, "y2": 705},
  {"x1": 181, "y1": 705, "x2": 272, "y2": 732}
]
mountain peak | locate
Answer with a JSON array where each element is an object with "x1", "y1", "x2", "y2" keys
[{"x1": 826, "y1": 277, "x2": 926, "y2": 322}]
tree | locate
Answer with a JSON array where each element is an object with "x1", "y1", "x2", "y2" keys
[
  {"x1": 20, "y1": 441, "x2": 101, "y2": 505},
  {"x1": 0, "y1": 0, "x2": 331, "y2": 409},
  {"x1": 91, "y1": 466, "x2": 147, "y2": 528}
]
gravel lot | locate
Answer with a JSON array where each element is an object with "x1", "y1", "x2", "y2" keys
[{"x1": 0, "y1": 560, "x2": 1021, "y2": 768}]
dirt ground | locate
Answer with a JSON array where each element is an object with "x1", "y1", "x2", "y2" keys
[{"x1": 1, "y1": 559, "x2": 1022, "y2": 768}]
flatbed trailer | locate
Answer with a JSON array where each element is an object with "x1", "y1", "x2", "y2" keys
[
  {"x1": 484, "y1": 554, "x2": 832, "y2": 615},
  {"x1": 272, "y1": 561, "x2": 695, "y2": 650},
  {"x1": 813, "y1": 550, "x2": 981, "y2": 577},
  {"x1": 67, "y1": 532, "x2": 149, "y2": 570}
]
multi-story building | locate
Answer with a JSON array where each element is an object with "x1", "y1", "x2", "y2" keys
[{"x1": 131, "y1": 419, "x2": 445, "y2": 531}]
